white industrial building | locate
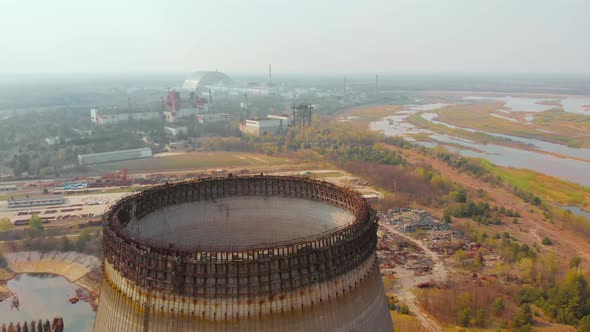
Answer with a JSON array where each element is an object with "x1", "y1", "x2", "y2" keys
[
  {"x1": 208, "y1": 84, "x2": 279, "y2": 96},
  {"x1": 239, "y1": 117, "x2": 288, "y2": 136},
  {"x1": 267, "y1": 114, "x2": 291, "y2": 126},
  {"x1": 0, "y1": 184, "x2": 16, "y2": 192},
  {"x1": 182, "y1": 71, "x2": 233, "y2": 91},
  {"x1": 78, "y1": 147, "x2": 152, "y2": 166},
  {"x1": 164, "y1": 108, "x2": 206, "y2": 123},
  {"x1": 91, "y1": 109, "x2": 161, "y2": 125},
  {"x1": 181, "y1": 71, "x2": 279, "y2": 96},
  {"x1": 8, "y1": 195, "x2": 65, "y2": 208},
  {"x1": 164, "y1": 126, "x2": 188, "y2": 137},
  {"x1": 196, "y1": 113, "x2": 230, "y2": 125},
  {"x1": 45, "y1": 136, "x2": 61, "y2": 145},
  {"x1": 73, "y1": 128, "x2": 94, "y2": 137}
]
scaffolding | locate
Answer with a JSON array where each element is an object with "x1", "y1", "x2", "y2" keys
[{"x1": 103, "y1": 176, "x2": 377, "y2": 298}]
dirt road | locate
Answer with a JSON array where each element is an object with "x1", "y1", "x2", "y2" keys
[{"x1": 382, "y1": 222, "x2": 447, "y2": 332}]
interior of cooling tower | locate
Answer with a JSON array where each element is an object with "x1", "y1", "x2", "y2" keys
[
  {"x1": 126, "y1": 195, "x2": 356, "y2": 247},
  {"x1": 94, "y1": 175, "x2": 394, "y2": 331}
]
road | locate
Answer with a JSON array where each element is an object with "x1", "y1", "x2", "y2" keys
[{"x1": 382, "y1": 222, "x2": 447, "y2": 332}]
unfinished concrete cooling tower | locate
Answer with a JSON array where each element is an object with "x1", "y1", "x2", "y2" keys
[{"x1": 94, "y1": 175, "x2": 393, "y2": 331}]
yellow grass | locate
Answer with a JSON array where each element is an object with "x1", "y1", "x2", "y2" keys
[
  {"x1": 481, "y1": 159, "x2": 590, "y2": 208},
  {"x1": 391, "y1": 311, "x2": 428, "y2": 331},
  {"x1": 437, "y1": 103, "x2": 590, "y2": 148},
  {"x1": 91, "y1": 151, "x2": 292, "y2": 173}
]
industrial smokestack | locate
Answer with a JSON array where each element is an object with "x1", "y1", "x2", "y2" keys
[{"x1": 269, "y1": 64, "x2": 272, "y2": 83}]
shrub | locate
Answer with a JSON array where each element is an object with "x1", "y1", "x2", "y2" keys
[
  {"x1": 400, "y1": 305, "x2": 410, "y2": 315},
  {"x1": 475, "y1": 309, "x2": 486, "y2": 327},
  {"x1": 494, "y1": 297, "x2": 505, "y2": 315},
  {"x1": 29, "y1": 214, "x2": 44, "y2": 233},
  {"x1": 578, "y1": 315, "x2": 590, "y2": 332},
  {"x1": 0, "y1": 217, "x2": 13, "y2": 232},
  {"x1": 460, "y1": 308, "x2": 472, "y2": 327},
  {"x1": 514, "y1": 304, "x2": 533, "y2": 327}
]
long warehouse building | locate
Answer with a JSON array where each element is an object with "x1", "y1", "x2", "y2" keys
[
  {"x1": 78, "y1": 147, "x2": 152, "y2": 166},
  {"x1": 8, "y1": 195, "x2": 65, "y2": 208}
]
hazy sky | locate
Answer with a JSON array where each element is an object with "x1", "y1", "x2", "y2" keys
[{"x1": 1, "y1": 0, "x2": 589, "y2": 74}]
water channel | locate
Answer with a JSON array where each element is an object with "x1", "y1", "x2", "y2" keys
[
  {"x1": 370, "y1": 102, "x2": 590, "y2": 186},
  {"x1": 0, "y1": 274, "x2": 95, "y2": 331}
]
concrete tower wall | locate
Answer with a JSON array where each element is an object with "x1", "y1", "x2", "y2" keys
[{"x1": 94, "y1": 176, "x2": 393, "y2": 331}]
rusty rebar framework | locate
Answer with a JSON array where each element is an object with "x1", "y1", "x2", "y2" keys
[
  {"x1": 291, "y1": 104, "x2": 312, "y2": 127},
  {"x1": 103, "y1": 175, "x2": 378, "y2": 298}
]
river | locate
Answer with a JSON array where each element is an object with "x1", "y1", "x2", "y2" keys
[
  {"x1": 370, "y1": 102, "x2": 590, "y2": 186},
  {"x1": 464, "y1": 95, "x2": 590, "y2": 114},
  {"x1": 562, "y1": 206, "x2": 590, "y2": 222}
]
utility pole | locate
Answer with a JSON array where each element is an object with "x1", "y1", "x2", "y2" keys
[
  {"x1": 269, "y1": 64, "x2": 272, "y2": 83},
  {"x1": 375, "y1": 74, "x2": 379, "y2": 93},
  {"x1": 243, "y1": 93, "x2": 249, "y2": 120}
]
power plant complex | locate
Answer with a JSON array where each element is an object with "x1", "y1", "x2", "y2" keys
[{"x1": 93, "y1": 175, "x2": 393, "y2": 331}]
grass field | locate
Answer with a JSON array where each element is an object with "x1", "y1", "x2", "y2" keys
[
  {"x1": 406, "y1": 112, "x2": 527, "y2": 148},
  {"x1": 481, "y1": 159, "x2": 590, "y2": 208},
  {"x1": 390, "y1": 311, "x2": 427, "y2": 331},
  {"x1": 436, "y1": 103, "x2": 590, "y2": 148},
  {"x1": 90, "y1": 151, "x2": 293, "y2": 173},
  {"x1": 534, "y1": 109, "x2": 590, "y2": 134}
]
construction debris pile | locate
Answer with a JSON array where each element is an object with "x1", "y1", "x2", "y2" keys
[
  {"x1": 422, "y1": 230, "x2": 503, "y2": 267},
  {"x1": 377, "y1": 228, "x2": 434, "y2": 276},
  {"x1": 379, "y1": 208, "x2": 451, "y2": 232}
]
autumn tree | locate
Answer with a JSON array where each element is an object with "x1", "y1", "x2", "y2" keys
[
  {"x1": 514, "y1": 304, "x2": 533, "y2": 328},
  {"x1": 29, "y1": 214, "x2": 44, "y2": 233},
  {"x1": 0, "y1": 217, "x2": 12, "y2": 232}
]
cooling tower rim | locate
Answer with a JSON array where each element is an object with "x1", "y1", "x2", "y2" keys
[{"x1": 103, "y1": 175, "x2": 375, "y2": 254}]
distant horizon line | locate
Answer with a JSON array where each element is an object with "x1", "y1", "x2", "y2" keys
[{"x1": 0, "y1": 71, "x2": 589, "y2": 77}]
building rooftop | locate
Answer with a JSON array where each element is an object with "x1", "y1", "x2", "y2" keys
[
  {"x1": 8, "y1": 195, "x2": 64, "y2": 202},
  {"x1": 247, "y1": 117, "x2": 281, "y2": 122},
  {"x1": 182, "y1": 71, "x2": 233, "y2": 90},
  {"x1": 78, "y1": 147, "x2": 152, "y2": 159}
]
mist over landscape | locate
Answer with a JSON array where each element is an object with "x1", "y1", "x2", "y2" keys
[{"x1": 1, "y1": 1, "x2": 590, "y2": 332}]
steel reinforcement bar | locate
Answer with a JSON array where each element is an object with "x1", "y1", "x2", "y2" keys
[{"x1": 103, "y1": 175, "x2": 378, "y2": 298}]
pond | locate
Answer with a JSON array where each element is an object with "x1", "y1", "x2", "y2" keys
[{"x1": 0, "y1": 274, "x2": 95, "y2": 331}]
